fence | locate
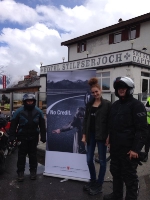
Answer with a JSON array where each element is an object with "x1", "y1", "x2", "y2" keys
[{"x1": 0, "y1": 92, "x2": 145, "y2": 116}]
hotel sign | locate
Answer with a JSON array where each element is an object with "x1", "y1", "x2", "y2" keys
[{"x1": 40, "y1": 50, "x2": 150, "y2": 74}]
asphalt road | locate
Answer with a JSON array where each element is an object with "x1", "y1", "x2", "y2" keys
[
  {"x1": 0, "y1": 150, "x2": 113, "y2": 200},
  {"x1": 1, "y1": 148, "x2": 150, "y2": 200}
]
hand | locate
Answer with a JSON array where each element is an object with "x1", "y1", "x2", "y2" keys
[
  {"x1": 127, "y1": 150, "x2": 138, "y2": 160},
  {"x1": 81, "y1": 134, "x2": 86, "y2": 145},
  {"x1": 105, "y1": 136, "x2": 109, "y2": 146},
  {"x1": 52, "y1": 129, "x2": 60, "y2": 134}
]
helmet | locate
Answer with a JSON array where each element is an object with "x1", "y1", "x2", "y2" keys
[
  {"x1": 84, "y1": 91, "x2": 94, "y2": 105},
  {"x1": 22, "y1": 93, "x2": 36, "y2": 101},
  {"x1": 75, "y1": 107, "x2": 85, "y2": 118},
  {"x1": 23, "y1": 93, "x2": 36, "y2": 110},
  {"x1": 113, "y1": 76, "x2": 135, "y2": 97}
]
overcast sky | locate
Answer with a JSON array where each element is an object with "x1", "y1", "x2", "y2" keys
[{"x1": 0, "y1": 0, "x2": 150, "y2": 86}]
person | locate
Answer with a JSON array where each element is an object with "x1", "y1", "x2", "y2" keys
[
  {"x1": 9, "y1": 93, "x2": 46, "y2": 182},
  {"x1": 1, "y1": 93, "x2": 9, "y2": 105},
  {"x1": 52, "y1": 107, "x2": 85, "y2": 154},
  {"x1": 81, "y1": 77, "x2": 111, "y2": 196},
  {"x1": 103, "y1": 77, "x2": 148, "y2": 200},
  {"x1": 143, "y1": 96, "x2": 150, "y2": 162}
]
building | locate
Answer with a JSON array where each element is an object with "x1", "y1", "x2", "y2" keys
[
  {"x1": 40, "y1": 12, "x2": 150, "y2": 102},
  {"x1": 0, "y1": 70, "x2": 40, "y2": 95}
]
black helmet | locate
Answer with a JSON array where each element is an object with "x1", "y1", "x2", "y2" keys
[
  {"x1": 113, "y1": 76, "x2": 135, "y2": 97},
  {"x1": 23, "y1": 93, "x2": 36, "y2": 101},
  {"x1": 23, "y1": 93, "x2": 36, "y2": 110},
  {"x1": 75, "y1": 107, "x2": 85, "y2": 118}
]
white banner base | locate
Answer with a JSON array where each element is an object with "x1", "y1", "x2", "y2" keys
[
  {"x1": 43, "y1": 172, "x2": 89, "y2": 182},
  {"x1": 44, "y1": 151, "x2": 90, "y2": 182}
]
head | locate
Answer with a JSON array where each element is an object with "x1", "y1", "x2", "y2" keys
[
  {"x1": 75, "y1": 107, "x2": 85, "y2": 118},
  {"x1": 113, "y1": 77, "x2": 135, "y2": 98},
  {"x1": 88, "y1": 77, "x2": 102, "y2": 100},
  {"x1": 22, "y1": 93, "x2": 36, "y2": 110}
]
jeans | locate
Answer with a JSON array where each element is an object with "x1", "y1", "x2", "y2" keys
[{"x1": 86, "y1": 133, "x2": 107, "y2": 185}]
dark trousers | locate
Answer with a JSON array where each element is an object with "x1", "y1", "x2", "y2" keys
[
  {"x1": 144, "y1": 125, "x2": 150, "y2": 153},
  {"x1": 17, "y1": 139, "x2": 38, "y2": 173},
  {"x1": 110, "y1": 153, "x2": 139, "y2": 200}
]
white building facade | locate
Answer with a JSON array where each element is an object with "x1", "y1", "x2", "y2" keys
[{"x1": 40, "y1": 12, "x2": 150, "y2": 102}]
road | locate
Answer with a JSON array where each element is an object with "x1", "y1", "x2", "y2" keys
[{"x1": 1, "y1": 149, "x2": 150, "y2": 200}]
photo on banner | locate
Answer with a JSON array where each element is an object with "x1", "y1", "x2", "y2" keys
[{"x1": 44, "y1": 70, "x2": 96, "y2": 181}]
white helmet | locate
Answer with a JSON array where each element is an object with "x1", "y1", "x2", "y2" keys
[{"x1": 113, "y1": 76, "x2": 135, "y2": 97}]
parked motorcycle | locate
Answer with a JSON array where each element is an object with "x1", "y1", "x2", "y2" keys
[{"x1": 0, "y1": 116, "x2": 10, "y2": 173}]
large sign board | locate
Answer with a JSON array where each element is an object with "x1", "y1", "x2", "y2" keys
[{"x1": 40, "y1": 50, "x2": 150, "y2": 74}]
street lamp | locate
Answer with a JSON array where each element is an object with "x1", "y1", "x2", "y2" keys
[
  {"x1": 130, "y1": 40, "x2": 134, "y2": 49},
  {"x1": 142, "y1": 46, "x2": 147, "y2": 52},
  {"x1": 86, "y1": 51, "x2": 89, "y2": 58},
  {"x1": 62, "y1": 57, "x2": 65, "y2": 62}
]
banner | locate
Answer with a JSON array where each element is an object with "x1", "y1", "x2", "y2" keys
[
  {"x1": 44, "y1": 70, "x2": 96, "y2": 181},
  {"x1": 3, "y1": 75, "x2": 6, "y2": 89}
]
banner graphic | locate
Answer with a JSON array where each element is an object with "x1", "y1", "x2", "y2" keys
[{"x1": 44, "y1": 70, "x2": 96, "y2": 181}]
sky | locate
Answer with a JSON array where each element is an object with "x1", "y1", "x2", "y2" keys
[{"x1": 0, "y1": 0, "x2": 150, "y2": 86}]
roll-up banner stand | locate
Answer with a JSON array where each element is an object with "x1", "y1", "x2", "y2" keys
[{"x1": 44, "y1": 70, "x2": 96, "y2": 182}]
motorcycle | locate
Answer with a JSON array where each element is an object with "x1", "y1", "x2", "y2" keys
[{"x1": 0, "y1": 115, "x2": 10, "y2": 173}]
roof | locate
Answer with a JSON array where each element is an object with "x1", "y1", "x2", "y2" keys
[
  {"x1": 0, "y1": 78, "x2": 41, "y2": 93},
  {"x1": 0, "y1": 85, "x2": 41, "y2": 93},
  {"x1": 61, "y1": 12, "x2": 150, "y2": 46}
]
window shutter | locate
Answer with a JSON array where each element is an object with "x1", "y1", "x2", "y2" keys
[
  {"x1": 84, "y1": 42, "x2": 86, "y2": 51},
  {"x1": 122, "y1": 29, "x2": 129, "y2": 41},
  {"x1": 136, "y1": 24, "x2": 140, "y2": 38},
  {"x1": 109, "y1": 34, "x2": 114, "y2": 44},
  {"x1": 77, "y1": 43, "x2": 80, "y2": 53}
]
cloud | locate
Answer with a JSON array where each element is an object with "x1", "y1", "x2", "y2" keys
[
  {"x1": 0, "y1": 22, "x2": 67, "y2": 84},
  {"x1": 0, "y1": 0, "x2": 150, "y2": 85},
  {"x1": 0, "y1": 0, "x2": 38, "y2": 24}
]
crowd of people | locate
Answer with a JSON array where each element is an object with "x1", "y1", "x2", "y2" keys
[{"x1": 5, "y1": 75, "x2": 150, "y2": 200}]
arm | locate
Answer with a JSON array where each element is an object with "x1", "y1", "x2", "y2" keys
[
  {"x1": 9, "y1": 112, "x2": 19, "y2": 141},
  {"x1": 52, "y1": 120, "x2": 74, "y2": 133},
  {"x1": 82, "y1": 105, "x2": 90, "y2": 143},
  {"x1": 130, "y1": 101, "x2": 148, "y2": 155},
  {"x1": 39, "y1": 111, "x2": 46, "y2": 143},
  {"x1": 106, "y1": 101, "x2": 112, "y2": 146}
]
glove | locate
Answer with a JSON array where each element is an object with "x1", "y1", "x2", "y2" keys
[{"x1": 40, "y1": 138, "x2": 46, "y2": 143}]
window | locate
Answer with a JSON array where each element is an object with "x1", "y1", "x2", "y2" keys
[
  {"x1": 109, "y1": 24, "x2": 140, "y2": 44},
  {"x1": 129, "y1": 27, "x2": 136, "y2": 39},
  {"x1": 114, "y1": 33, "x2": 121, "y2": 43},
  {"x1": 141, "y1": 72, "x2": 150, "y2": 77},
  {"x1": 77, "y1": 41, "x2": 86, "y2": 53},
  {"x1": 96, "y1": 72, "x2": 110, "y2": 91}
]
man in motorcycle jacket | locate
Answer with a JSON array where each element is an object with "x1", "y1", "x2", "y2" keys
[
  {"x1": 9, "y1": 93, "x2": 46, "y2": 182},
  {"x1": 103, "y1": 77, "x2": 148, "y2": 200}
]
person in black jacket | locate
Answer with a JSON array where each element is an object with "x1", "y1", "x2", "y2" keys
[
  {"x1": 82, "y1": 77, "x2": 111, "y2": 196},
  {"x1": 9, "y1": 93, "x2": 46, "y2": 182},
  {"x1": 103, "y1": 77, "x2": 148, "y2": 200}
]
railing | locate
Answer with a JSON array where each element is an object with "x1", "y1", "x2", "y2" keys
[{"x1": 0, "y1": 92, "x2": 146, "y2": 116}]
